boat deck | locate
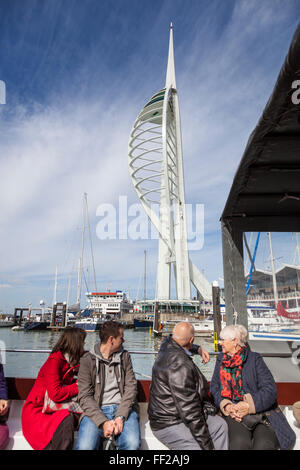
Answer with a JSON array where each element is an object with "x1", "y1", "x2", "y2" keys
[{"x1": 4, "y1": 378, "x2": 300, "y2": 450}]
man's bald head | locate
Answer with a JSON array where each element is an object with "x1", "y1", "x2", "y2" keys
[{"x1": 172, "y1": 322, "x2": 195, "y2": 348}]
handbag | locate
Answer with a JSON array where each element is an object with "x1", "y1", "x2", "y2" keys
[
  {"x1": 42, "y1": 390, "x2": 83, "y2": 414},
  {"x1": 241, "y1": 413, "x2": 266, "y2": 431},
  {"x1": 42, "y1": 365, "x2": 83, "y2": 415}
]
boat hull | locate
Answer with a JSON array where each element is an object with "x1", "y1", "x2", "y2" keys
[
  {"x1": 134, "y1": 319, "x2": 153, "y2": 328},
  {"x1": 74, "y1": 321, "x2": 101, "y2": 331},
  {"x1": 23, "y1": 322, "x2": 50, "y2": 331},
  {"x1": 0, "y1": 321, "x2": 15, "y2": 327},
  {"x1": 249, "y1": 331, "x2": 300, "y2": 341}
]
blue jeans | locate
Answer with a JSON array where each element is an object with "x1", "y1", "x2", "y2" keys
[{"x1": 75, "y1": 405, "x2": 140, "y2": 450}]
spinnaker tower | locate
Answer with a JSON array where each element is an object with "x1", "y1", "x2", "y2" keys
[{"x1": 128, "y1": 25, "x2": 211, "y2": 302}]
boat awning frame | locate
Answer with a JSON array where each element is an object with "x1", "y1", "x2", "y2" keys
[
  {"x1": 220, "y1": 23, "x2": 300, "y2": 327},
  {"x1": 221, "y1": 23, "x2": 300, "y2": 233}
]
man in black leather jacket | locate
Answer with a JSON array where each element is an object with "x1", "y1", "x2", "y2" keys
[{"x1": 148, "y1": 322, "x2": 228, "y2": 450}]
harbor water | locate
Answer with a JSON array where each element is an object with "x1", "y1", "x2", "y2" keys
[{"x1": 0, "y1": 327, "x2": 216, "y2": 380}]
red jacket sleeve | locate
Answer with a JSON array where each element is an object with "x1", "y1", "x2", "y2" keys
[{"x1": 44, "y1": 355, "x2": 78, "y2": 402}]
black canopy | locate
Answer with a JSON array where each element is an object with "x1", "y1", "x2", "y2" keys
[{"x1": 221, "y1": 23, "x2": 300, "y2": 232}]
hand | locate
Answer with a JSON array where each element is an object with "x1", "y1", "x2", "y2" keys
[
  {"x1": 224, "y1": 403, "x2": 242, "y2": 422},
  {"x1": 113, "y1": 416, "x2": 124, "y2": 435},
  {"x1": 224, "y1": 403, "x2": 235, "y2": 416},
  {"x1": 0, "y1": 399, "x2": 8, "y2": 416},
  {"x1": 235, "y1": 401, "x2": 250, "y2": 419},
  {"x1": 198, "y1": 346, "x2": 210, "y2": 364},
  {"x1": 102, "y1": 420, "x2": 115, "y2": 438},
  {"x1": 230, "y1": 405, "x2": 242, "y2": 422}
]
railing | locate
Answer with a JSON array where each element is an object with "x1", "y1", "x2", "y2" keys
[
  {"x1": 1, "y1": 348, "x2": 158, "y2": 355},
  {"x1": 248, "y1": 291, "x2": 300, "y2": 301},
  {"x1": 0, "y1": 348, "x2": 295, "y2": 358}
]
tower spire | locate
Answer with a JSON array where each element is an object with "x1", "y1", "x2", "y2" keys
[
  {"x1": 165, "y1": 23, "x2": 176, "y2": 89},
  {"x1": 128, "y1": 24, "x2": 213, "y2": 302}
]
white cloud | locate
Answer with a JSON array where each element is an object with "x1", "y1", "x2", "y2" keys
[
  {"x1": 0, "y1": 95, "x2": 139, "y2": 273},
  {"x1": 0, "y1": 1, "x2": 298, "y2": 309}
]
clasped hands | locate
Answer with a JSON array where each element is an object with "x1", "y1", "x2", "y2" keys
[
  {"x1": 225, "y1": 401, "x2": 250, "y2": 422},
  {"x1": 0, "y1": 399, "x2": 8, "y2": 416},
  {"x1": 102, "y1": 416, "x2": 124, "y2": 438}
]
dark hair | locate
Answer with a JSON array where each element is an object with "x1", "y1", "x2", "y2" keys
[
  {"x1": 99, "y1": 321, "x2": 123, "y2": 344},
  {"x1": 52, "y1": 327, "x2": 86, "y2": 365}
]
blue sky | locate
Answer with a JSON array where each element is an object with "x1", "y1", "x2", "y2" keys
[{"x1": 0, "y1": 0, "x2": 300, "y2": 311}]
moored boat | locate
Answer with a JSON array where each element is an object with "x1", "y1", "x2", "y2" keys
[
  {"x1": 23, "y1": 321, "x2": 50, "y2": 332},
  {"x1": 134, "y1": 316, "x2": 153, "y2": 329},
  {"x1": 249, "y1": 331, "x2": 300, "y2": 341},
  {"x1": 85, "y1": 290, "x2": 133, "y2": 317},
  {"x1": 74, "y1": 317, "x2": 103, "y2": 332},
  {"x1": 0, "y1": 320, "x2": 15, "y2": 328}
]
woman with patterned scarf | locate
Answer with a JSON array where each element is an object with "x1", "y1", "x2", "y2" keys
[{"x1": 210, "y1": 324, "x2": 296, "y2": 450}]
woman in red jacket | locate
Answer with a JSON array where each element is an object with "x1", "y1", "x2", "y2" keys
[{"x1": 22, "y1": 327, "x2": 86, "y2": 450}]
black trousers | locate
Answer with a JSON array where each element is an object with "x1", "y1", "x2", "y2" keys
[
  {"x1": 224, "y1": 415, "x2": 280, "y2": 450},
  {"x1": 44, "y1": 414, "x2": 78, "y2": 450}
]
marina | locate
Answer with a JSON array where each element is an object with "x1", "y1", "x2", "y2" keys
[{"x1": 0, "y1": 327, "x2": 214, "y2": 380}]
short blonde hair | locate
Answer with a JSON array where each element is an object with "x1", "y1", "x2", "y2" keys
[{"x1": 220, "y1": 324, "x2": 248, "y2": 347}]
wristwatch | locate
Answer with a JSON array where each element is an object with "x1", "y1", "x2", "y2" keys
[{"x1": 116, "y1": 415, "x2": 125, "y2": 421}]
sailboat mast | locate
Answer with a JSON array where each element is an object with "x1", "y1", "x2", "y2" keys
[
  {"x1": 76, "y1": 258, "x2": 81, "y2": 305},
  {"x1": 85, "y1": 193, "x2": 97, "y2": 292},
  {"x1": 268, "y1": 232, "x2": 278, "y2": 306},
  {"x1": 296, "y1": 233, "x2": 300, "y2": 265},
  {"x1": 66, "y1": 274, "x2": 71, "y2": 310},
  {"x1": 77, "y1": 194, "x2": 86, "y2": 306},
  {"x1": 144, "y1": 250, "x2": 147, "y2": 302},
  {"x1": 246, "y1": 232, "x2": 260, "y2": 296},
  {"x1": 53, "y1": 265, "x2": 58, "y2": 306}
]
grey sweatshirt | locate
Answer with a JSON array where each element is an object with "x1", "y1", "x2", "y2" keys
[
  {"x1": 93, "y1": 345, "x2": 122, "y2": 406},
  {"x1": 77, "y1": 343, "x2": 139, "y2": 428}
]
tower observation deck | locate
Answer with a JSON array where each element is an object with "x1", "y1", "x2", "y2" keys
[{"x1": 128, "y1": 25, "x2": 212, "y2": 302}]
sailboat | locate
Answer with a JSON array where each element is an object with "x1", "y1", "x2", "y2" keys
[
  {"x1": 134, "y1": 250, "x2": 154, "y2": 328},
  {"x1": 23, "y1": 299, "x2": 52, "y2": 332},
  {"x1": 73, "y1": 193, "x2": 103, "y2": 332},
  {"x1": 246, "y1": 232, "x2": 300, "y2": 341}
]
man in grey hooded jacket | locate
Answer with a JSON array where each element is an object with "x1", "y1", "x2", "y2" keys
[{"x1": 75, "y1": 321, "x2": 140, "y2": 450}]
